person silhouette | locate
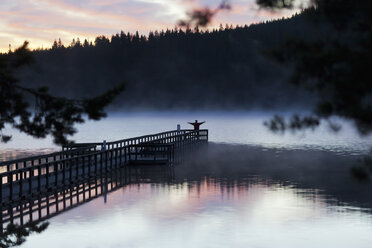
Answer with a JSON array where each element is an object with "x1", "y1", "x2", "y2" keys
[{"x1": 188, "y1": 120, "x2": 206, "y2": 130}]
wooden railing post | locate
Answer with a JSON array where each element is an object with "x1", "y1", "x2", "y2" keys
[{"x1": 0, "y1": 128, "x2": 209, "y2": 226}]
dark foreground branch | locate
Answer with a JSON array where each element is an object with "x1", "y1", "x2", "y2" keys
[
  {"x1": 0, "y1": 221, "x2": 49, "y2": 247},
  {"x1": 0, "y1": 41, "x2": 126, "y2": 145}
]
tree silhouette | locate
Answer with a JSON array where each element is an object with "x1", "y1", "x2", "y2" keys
[
  {"x1": 0, "y1": 221, "x2": 49, "y2": 247},
  {"x1": 0, "y1": 41, "x2": 125, "y2": 145},
  {"x1": 18, "y1": 16, "x2": 319, "y2": 112},
  {"x1": 256, "y1": 0, "x2": 372, "y2": 182},
  {"x1": 178, "y1": 0, "x2": 231, "y2": 28},
  {"x1": 255, "y1": 0, "x2": 372, "y2": 135},
  {"x1": 177, "y1": 0, "x2": 371, "y2": 135},
  {"x1": 5, "y1": 1, "x2": 370, "y2": 138},
  {"x1": 256, "y1": 0, "x2": 295, "y2": 9}
]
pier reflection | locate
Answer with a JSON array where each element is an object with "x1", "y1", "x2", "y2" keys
[
  {"x1": 0, "y1": 165, "x2": 175, "y2": 230},
  {"x1": 2, "y1": 142, "x2": 372, "y2": 247}
]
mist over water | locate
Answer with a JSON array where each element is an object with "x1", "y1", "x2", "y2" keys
[
  {"x1": 2, "y1": 3, "x2": 371, "y2": 246},
  {"x1": 19, "y1": 141, "x2": 372, "y2": 248},
  {"x1": 1, "y1": 111, "x2": 371, "y2": 159},
  {"x1": 1, "y1": 111, "x2": 370, "y2": 247}
]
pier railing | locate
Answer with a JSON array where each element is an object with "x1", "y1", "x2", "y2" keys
[
  {"x1": 62, "y1": 129, "x2": 208, "y2": 150},
  {"x1": 0, "y1": 129, "x2": 208, "y2": 218},
  {"x1": 0, "y1": 145, "x2": 97, "y2": 174},
  {"x1": 0, "y1": 130, "x2": 207, "y2": 175}
]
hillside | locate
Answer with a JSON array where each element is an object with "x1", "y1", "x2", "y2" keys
[{"x1": 17, "y1": 9, "x2": 330, "y2": 111}]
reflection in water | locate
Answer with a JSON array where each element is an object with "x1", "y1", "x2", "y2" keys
[
  {"x1": 20, "y1": 180, "x2": 372, "y2": 248},
  {"x1": 1, "y1": 166, "x2": 175, "y2": 229},
  {"x1": 10, "y1": 143, "x2": 372, "y2": 248}
]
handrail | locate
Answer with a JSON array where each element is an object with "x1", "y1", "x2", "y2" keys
[
  {"x1": 66, "y1": 129, "x2": 207, "y2": 146},
  {"x1": 0, "y1": 128, "x2": 208, "y2": 232},
  {"x1": 0, "y1": 146, "x2": 118, "y2": 177},
  {"x1": 0, "y1": 129, "x2": 208, "y2": 175},
  {"x1": 0, "y1": 145, "x2": 97, "y2": 167}
]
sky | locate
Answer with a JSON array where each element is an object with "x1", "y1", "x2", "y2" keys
[{"x1": 0, "y1": 0, "x2": 297, "y2": 52}]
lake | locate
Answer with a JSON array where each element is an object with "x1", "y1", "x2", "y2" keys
[{"x1": 1, "y1": 112, "x2": 372, "y2": 248}]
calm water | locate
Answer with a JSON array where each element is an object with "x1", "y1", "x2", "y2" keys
[
  {"x1": 1, "y1": 112, "x2": 372, "y2": 248},
  {"x1": 2, "y1": 111, "x2": 372, "y2": 156}
]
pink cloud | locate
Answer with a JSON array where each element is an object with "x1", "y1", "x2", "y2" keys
[{"x1": 0, "y1": 0, "x2": 296, "y2": 51}]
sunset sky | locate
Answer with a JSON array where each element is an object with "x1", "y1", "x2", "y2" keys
[{"x1": 0, "y1": 0, "x2": 297, "y2": 52}]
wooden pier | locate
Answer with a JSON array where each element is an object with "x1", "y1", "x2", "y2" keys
[{"x1": 0, "y1": 129, "x2": 208, "y2": 230}]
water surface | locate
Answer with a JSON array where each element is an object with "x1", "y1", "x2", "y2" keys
[
  {"x1": 1, "y1": 112, "x2": 371, "y2": 157},
  {"x1": 1, "y1": 112, "x2": 371, "y2": 248},
  {"x1": 20, "y1": 143, "x2": 372, "y2": 248}
]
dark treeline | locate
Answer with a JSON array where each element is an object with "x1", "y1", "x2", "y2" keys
[{"x1": 17, "y1": 9, "x2": 330, "y2": 110}]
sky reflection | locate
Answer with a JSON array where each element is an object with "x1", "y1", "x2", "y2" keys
[
  {"x1": 2, "y1": 113, "x2": 372, "y2": 247},
  {"x1": 21, "y1": 177, "x2": 372, "y2": 248}
]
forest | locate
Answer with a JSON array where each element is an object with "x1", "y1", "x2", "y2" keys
[{"x1": 14, "y1": 9, "x2": 331, "y2": 111}]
